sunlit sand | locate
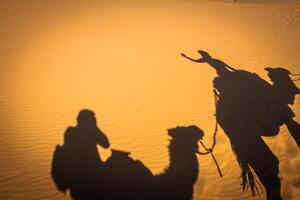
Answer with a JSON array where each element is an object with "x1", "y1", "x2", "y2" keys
[{"x1": 0, "y1": 1, "x2": 299, "y2": 199}]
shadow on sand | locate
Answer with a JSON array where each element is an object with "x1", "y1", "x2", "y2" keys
[
  {"x1": 51, "y1": 109, "x2": 204, "y2": 200},
  {"x1": 182, "y1": 50, "x2": 300, "y2": 200}
]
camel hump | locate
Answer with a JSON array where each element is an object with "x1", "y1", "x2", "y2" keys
[{"x1": 106, "y1": 149, "x2": 153, "y2": 181}]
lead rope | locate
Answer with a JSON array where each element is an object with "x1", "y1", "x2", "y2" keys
[{"x1": 198, "y1": 89, "x2": 223, "y2": 177}]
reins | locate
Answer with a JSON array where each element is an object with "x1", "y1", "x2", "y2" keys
[{"x1": 197, "y1": 89, "x2": 223, "y2": 178}]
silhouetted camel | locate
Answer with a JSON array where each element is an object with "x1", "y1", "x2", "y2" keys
[
  {"x1": 103, "y1": 125, "x2": 203, "y2": 200},
  {"x1": 52, "y1": 110, "x2": 204, "y2": 200},
  {"x1": 182, "y1": 50, "x2": 300, "y2": 200}
]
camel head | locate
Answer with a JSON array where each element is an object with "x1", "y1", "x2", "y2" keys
[{"x1": 168, "y1": 125, "x2": 204, "y2": 155}]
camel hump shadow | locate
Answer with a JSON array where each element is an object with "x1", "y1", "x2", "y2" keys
[{"x1": 51, "y1": 110, "x2": 204, "y2": 200}]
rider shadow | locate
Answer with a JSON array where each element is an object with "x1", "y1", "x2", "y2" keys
[
  {"x1": 51, "y1": 109, "x2": 204, "y2": 200},
  {"x1": 51, "y1": 109, "x2": 110, "y2": 199},
  {"x1": 182, "y1": 50, "x2": 300, "y2": 200}
]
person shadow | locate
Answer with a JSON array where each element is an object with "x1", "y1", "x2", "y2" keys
[
  {"x1": 51, "y1": 109, "x2": 204, "y2": 200},
  {"x1": 182, "y1": 50, "x2": 300, "y2": 200},
  {"x1": 51, "y1": 109, "x2": 110, "y2": 199}
]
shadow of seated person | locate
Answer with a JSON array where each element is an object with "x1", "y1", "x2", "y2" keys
[{"x1": 52, "y1": 109, "x2": 110, "y2": 200}]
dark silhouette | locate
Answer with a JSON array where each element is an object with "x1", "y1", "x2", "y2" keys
[
  {"x1": 153, "y1": 126, "x2": 203, "y2": 200},
  {"x1": 182, "y1": 50, "x2": 300, "y2": 200},
  {"x1": 51, "y1": 109, "x2": 110, "y2": 199},
  {"x1": 51, "y1": 110, "x2": 204, "y2": 200},
  {"x1": 101, "y1": 149, "x2": 153, "y2": 200}
]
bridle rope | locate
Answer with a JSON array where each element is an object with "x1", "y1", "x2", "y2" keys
[{"x1": 197, "y1": 89, "x2": 223, "y2": 177}]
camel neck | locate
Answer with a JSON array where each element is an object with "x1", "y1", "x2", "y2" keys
[{"x1": 168, "y1": 141, "x2": 198, "y2": 172}]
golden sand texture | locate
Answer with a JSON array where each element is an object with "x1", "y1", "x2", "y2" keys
[{"x1": 0, "y1": 1, "x2": 299, "y2": 199}]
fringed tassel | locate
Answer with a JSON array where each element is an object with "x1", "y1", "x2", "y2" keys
[
  {"x1": 240, "y1": 164, "x2": 261, "y2": 196},
  {"x1": 230, "y1": 142, "x2": 262, "y2": 197}
]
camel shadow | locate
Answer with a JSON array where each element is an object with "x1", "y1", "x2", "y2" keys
[
  {"x1": 182, "y1": 50, "x2": 300, "y2": 200},
  {"x1": 51, "y1": 109, "x2": 204, "y2": 200}
]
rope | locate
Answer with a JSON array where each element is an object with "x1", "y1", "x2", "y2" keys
[{"x1": 198, "y1": 89, "x2": 223, "y2": 177}]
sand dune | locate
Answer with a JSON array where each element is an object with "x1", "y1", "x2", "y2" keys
[{"x1": 0, "y1": 1, "x2": 299, "y2": 199}]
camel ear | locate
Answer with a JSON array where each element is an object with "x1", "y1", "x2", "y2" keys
[{"x1": 168, "y1": 126, "x2": 184, "y2": 138}]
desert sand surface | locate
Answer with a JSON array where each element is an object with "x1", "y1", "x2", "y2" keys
[{"x1": 0, "y1": 0, "x2": 299, "y2": 199}]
